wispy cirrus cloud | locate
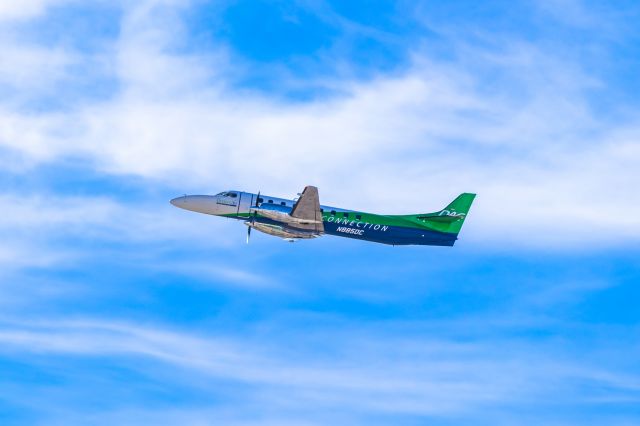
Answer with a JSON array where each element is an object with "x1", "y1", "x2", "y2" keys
[
  {"x1": 0, "y1": 318, "x2": 638, "y2": 424},
  {"x1": 0, "y1": 192, "x2": 228, "y2": 243}
]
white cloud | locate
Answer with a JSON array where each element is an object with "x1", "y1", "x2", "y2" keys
[
  {"x1": 0, "y1": 41, "x2": 73, "y2": 91},
  {"x1": 0, "y1": 1, "x2": 638, "y2": 249},
  {"x1": 0, "y1": 242, "x2": 70, "y2": 272},
  {"x1": 160, "y1": 261, "x2": 284, "y2": 290},
  {"x1": 0, "y1": 0, "x2": 65, "y2": 21}
]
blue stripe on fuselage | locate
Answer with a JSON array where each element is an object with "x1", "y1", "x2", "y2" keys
[{"x1": 322, "y1": 220, "x2": 456, "y2": 246}]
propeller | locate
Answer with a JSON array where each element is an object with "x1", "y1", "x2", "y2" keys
[
  {"x1": 255, "y1": 191, "x2": 262, "y2": 208},
  {"x1": 246, "y1": 191, "x2": 261, "y2": 244}
]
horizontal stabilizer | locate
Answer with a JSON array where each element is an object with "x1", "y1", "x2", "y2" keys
[{"x1": 416, "y1": 214, "x2": 465, "y2": 223}]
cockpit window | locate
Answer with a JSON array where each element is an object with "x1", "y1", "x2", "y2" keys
[{"x1": 217, "y1": 191, "x2": 237, "y2": 198}]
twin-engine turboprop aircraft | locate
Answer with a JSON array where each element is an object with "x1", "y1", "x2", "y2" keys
[{"x1": 170, "y1": 186, "x2": 475, "y2": 246}]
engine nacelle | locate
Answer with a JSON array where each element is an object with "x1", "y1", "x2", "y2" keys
[{"x1": 244, "y1": 221, "x2": 318, "y2": 240}]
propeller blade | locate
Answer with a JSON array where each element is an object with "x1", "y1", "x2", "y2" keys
[{"x1": 246, "y1": 190, "x2": 261, "y2": 244}]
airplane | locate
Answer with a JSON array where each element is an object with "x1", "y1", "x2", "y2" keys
[{"x1": 170, "y1": 186, "x2": 475, "y2": 246}]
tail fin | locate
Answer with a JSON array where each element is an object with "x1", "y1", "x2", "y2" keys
[{"x1": 414, "y1": 193, "x2": 476, "y2": 234}]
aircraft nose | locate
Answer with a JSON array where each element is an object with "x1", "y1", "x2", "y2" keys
[
  {"x1": 170, "y1": 195, "x2": 187, "y2": 208},
  {"x1": 170, "y1": 194, "x2": 216, "y2": 215}
]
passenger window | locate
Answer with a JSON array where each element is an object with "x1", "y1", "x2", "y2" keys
[
  {"x1": 280, "y1": 202, "x2": 286, "y2": 206},
  {"x1": 229, "y1": 193, "x2": 237, "y2": 198},
  {"x1": 320, "y1": 209, "x2": 324, "y2": 213},
  {"x1": 330, "y1": 210, "x2": 336, "y2": 216},
  {"x1": 268, "y1": 200, "x2": 273, "y2": 203},
  {"x1": 343, "y1": 213, "x2": 349, "y2": 218},
  {"x1": 356, "y1": 215, "x2": 362, "y2": 220},
  {"x1": 257, "y1": 197, "x2": 264, "y2": 203}
]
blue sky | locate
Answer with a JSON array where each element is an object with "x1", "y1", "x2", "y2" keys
[{"x1": 1, "y1": 0, "x2": 639, "y2": 424}]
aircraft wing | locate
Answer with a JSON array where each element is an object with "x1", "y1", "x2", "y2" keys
[{"x1": 290, "y1": 186, "x2": 324, "y2": 234}]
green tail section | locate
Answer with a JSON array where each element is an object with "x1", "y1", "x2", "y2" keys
[{"x1": 408, "y1": 193, "x2": 476, "y2": 234}]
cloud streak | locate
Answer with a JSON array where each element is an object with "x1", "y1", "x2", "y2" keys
[{"x1": 0, "y1": 317, "x2": 638, "y2": 425}]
